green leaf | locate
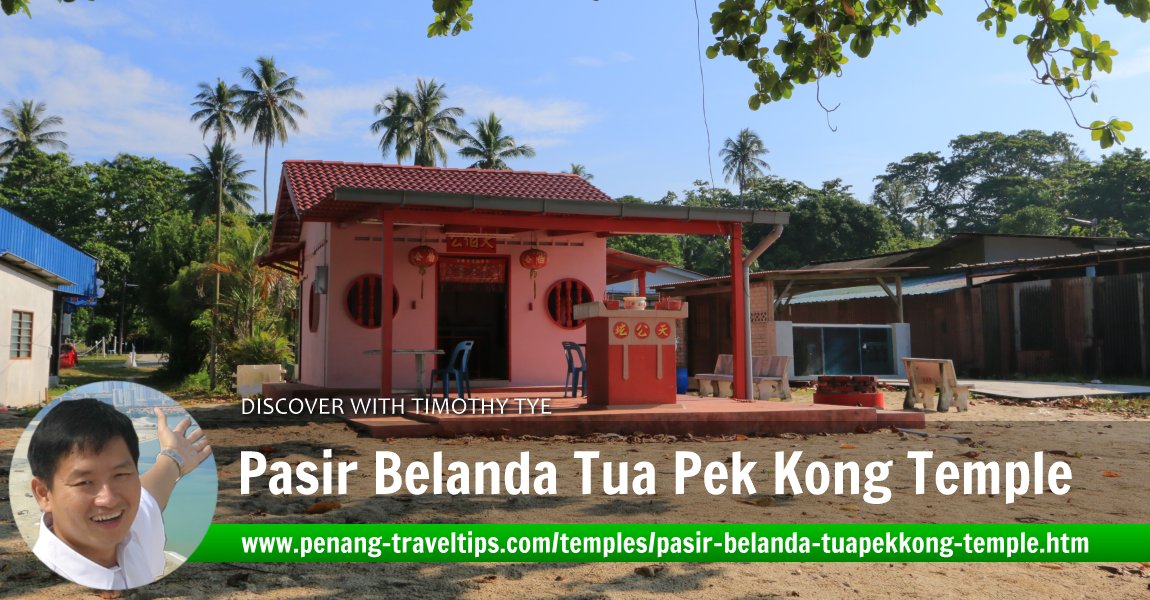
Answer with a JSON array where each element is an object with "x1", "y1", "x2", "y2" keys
[
  {"x1": 1114, "y1": 120, "x2": 1134, "y2": 132},
  {"x1": 748, "y1": 94, "x2": 762, "y2": 110},
  {"x1": 706, "y1": 45, "x2": 720, "y2": 59},
  {"x1": 1099, "y1": 130, "x2": 1114, "y2": 149},
  {"x1": 1051, "y1": 7, "x2": 1070, "y2": 21},
  {"x1": 1013, "y1": 34, "x2": 1030, "y2": 44}
]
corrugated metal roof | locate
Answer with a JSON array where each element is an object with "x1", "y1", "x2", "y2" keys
[
  {"x1": 0, "y1": 207, "x2": 98, "y2": 298},
  {"x1": 788, "y1": 272, "x2": 1014, "y2": 304},
  {"x1": 943, "y1": 244, "x2": 1150, "y2": 271},
  {"x1": 0, "y1": 251, "x2": 74, "y2": 287}
]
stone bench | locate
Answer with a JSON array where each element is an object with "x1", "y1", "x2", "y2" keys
[{"x1": 902, "y1": 357, "x2": 971, "y2": 412}]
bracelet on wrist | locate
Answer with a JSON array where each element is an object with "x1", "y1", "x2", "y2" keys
[{"x1": 158, "y1": 449, "x2": 185, "y2": 481}]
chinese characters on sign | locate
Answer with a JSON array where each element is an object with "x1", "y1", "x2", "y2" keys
[{"x1": 447, "y1": 236, "x2": 497, "y2": 253}]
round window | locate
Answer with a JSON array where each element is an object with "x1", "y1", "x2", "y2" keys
[
  {"x1": 345, "y1": 274, "x2": 399, "y2": 329},
  {"x1": 545, "y1": 278, "x2": 593, "y2": 329}
]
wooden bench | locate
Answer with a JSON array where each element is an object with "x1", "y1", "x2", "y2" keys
[
  {"x1": 902, "y1": 357, "x2": 971, "y2": 412},
  {"x1": 753, "y1": 355, "x2": 792, "y2": 401}
]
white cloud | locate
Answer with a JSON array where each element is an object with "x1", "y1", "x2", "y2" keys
[
  {"x1": 29, "y1": 1, "x2": 154, "y2": 38},
  {"x1": 295, "y1": 64, "x2": 338, "y2": 85},
  {"x1": 0, "y1": 35, "x2": 201, "y2": 160},
  {"x1": 1101, "y1": 45, "x2": 1150, "y2": 80},
  {"x1": 0, "y1": 33, "x2": 597, "y2": 169},
  {"x1": 453, "y1": 85, "x2": 597, "y2": 136},
  {"x1": 286, "y1": 80, "x2": 596, "y2": 162},
  {"x1": 295, "y1": 82, "x2": 394, "y2": 143}
]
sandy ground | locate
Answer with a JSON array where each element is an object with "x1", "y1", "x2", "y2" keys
[{"x1": 2, "y1": 396, "x2": 1148, "y2": 599}]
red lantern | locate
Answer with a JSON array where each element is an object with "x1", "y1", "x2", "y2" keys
[
  {"x1": 408, "y1": 245, "x2": 438, "y2": 299},
  {"x1": 519, "y1": 248, "x2": 548, "y2": 298}
]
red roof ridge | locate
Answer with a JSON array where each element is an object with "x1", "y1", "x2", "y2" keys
[{"x1": 282, "y1": 159, "x2": 586, "y2": 179}]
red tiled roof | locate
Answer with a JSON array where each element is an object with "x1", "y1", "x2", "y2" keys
[{"x1": 282, "y1": 160, "x2": 613, "y2": 214}]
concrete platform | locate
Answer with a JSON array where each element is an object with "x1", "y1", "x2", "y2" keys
[
  {"x1": 345, "y1": 394, "x2": 924, "y2": 439},
  {"x1": 882, "y1": 378, "x2": 1150, "y2": 400},
  {"x1": 261, "y1": 382, "x2": 926, "y2": 439}
]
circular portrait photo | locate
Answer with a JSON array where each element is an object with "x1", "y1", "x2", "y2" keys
[{"x1": 8, "y1": 381, "x2": 217, "y2": 591}]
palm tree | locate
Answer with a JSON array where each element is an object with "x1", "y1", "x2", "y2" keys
[
  {"x1": 370, "y1": 86, "x2": 415, "y2": 164},
  {"x1": 187, "y1": 141, "x2": 257, "y2": 219},
  {"x1": 0, "y1": 99, "x2": 68, "y2": 161},
  {"x1": 237, "y1": 56, "x2": 306, "y2": 213},
  {"x1": 190, "y1": 79, "x2": 242, "y2": 145},
  {"x1": 720, "y1": 128, "x2": 771, "y2": 196},
  {"x1": 409, "y1": 78, "x2": 464, "y2": 167},
  {"x1": 457, "y1": 112, "x2": 535, "y2": 170},
  {"x1": 565, "y1": 163, "x2": 593, "y2": 181}
]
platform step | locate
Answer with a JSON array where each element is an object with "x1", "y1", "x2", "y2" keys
[
  {"x1": 875, "y1": 410, "x2": 927, "y2": 429},
  {"x1": 345, "y1": 416, "x2": 439, "y2": 438}
]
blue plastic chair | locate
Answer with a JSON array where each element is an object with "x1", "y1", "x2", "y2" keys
[
  {"x1": 562, "y1": 341, "x2": 587, "y2": 397},
  {"x1": 431, "y1": 340, "x2": 474, "y2": 399}
]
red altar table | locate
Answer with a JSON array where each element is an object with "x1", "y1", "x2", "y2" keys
[{"x1": 572, "y1": 302, "x2": 689, "y2": 407}]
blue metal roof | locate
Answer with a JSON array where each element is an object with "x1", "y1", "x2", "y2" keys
[
  {"x1": 0, "y1": 207, "x2": 99, "y2": 300},
  {"x1": 788, "y1": 272, "x2": 1014, "y2": 304}
]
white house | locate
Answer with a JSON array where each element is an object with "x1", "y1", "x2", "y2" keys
[{"x1": 1, "y1": 207, "x2": 99, "y2": 407}]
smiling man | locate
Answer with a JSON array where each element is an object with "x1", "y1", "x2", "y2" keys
[{"x1": 28, "y1": 398, "x2": 211, "y2": 590}]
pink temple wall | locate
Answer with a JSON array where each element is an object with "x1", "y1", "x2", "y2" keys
[
  {"x1": 298, "y1": 222, "x2": 328, "y2": 387},
  {"x1": 298, "y1": 221, "x2": 605, "y2": 391}
]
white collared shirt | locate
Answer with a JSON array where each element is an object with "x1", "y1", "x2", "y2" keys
[{"x1": 33, "y1": 488, "x2": 166, "y2": 590}]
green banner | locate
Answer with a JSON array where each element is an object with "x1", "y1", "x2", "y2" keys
[{"x1": 190, "y1": 523, "x2": 1149, "y2": 562}]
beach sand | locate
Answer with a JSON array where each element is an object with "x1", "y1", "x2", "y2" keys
[{"x1": 2, "y1": 396, "x2": 1148, "y2": 599}]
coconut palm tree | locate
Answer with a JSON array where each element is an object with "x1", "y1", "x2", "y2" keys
[
  {"x1": 237, "y1": 56, "x2": 306, "y2": 213},
  {"x1": 370, "y1": 86, "x2": 415, "y2": 164},
  {"x1": 0, "y1": 99, "x2": 68, "y2": 161},
  {"x1": 720, "y1": 128, "x2": 771, "y2": 196},
  {"x1": 457, "y1": 112, "x2": 535, "y2": 170},
  {"x1": 190, "y1": 79, "x2": 242, "y2": 145},
  {"x1": 187, "y1": 141, "x2": 257, "y2": 219},
  {"x1": 409, "y1": 78, "x2": 464, "y2": 167},
  {"x1": 565, "y1": 163, "x2": 593, "y2": 181}
]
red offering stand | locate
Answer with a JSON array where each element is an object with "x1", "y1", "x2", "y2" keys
[
  {"x1": 813, "y1": 375, "x2": 885, "y2": 408},
  {"x1": 573, "y1": 302, "x2": 688, "y2": 407}
]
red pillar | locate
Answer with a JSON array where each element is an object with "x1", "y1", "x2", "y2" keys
[
  {"x1": 637, "y1": 272, "x2": 647, "y2": 297},
  {"x1": 730, "y1": 224, "x2": 747, "y2": 399},
  {"x1": 380, "y1": 212, "x2": 395, "y2": 397}
]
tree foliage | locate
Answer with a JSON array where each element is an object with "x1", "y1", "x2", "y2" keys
[
  {"x1": 428, "y1": 0, "x2": 1150, "y2": 147},
  {"x1": 187, "y1": 141, "x2": 257, "y2": 219},
  {"x1": 371, "y1": 86, "x2": 417, "y2": 164},
  {"x1": 371, "y1": 79, "x2": 464, "y2": 167},
  {"x1": 565, "y1": 163, "x2": 594, "y2": 181},
  {"x1": 876, "y1": 130, "x2": 1083, "y2": 234},
  {"x1": 606, "y1": 195, "x2": 684, "y2": 266},
  {"x1": 0, "y1": 99, "x2": 68, "y2": 161},
  {"x1": 1, "y1": 0, "x2": 87, "y2": 17},
  {"x1": 1066, "y1": 148, "x2": 1150, "y2": 237},
  {"x1": 456, "y1": 112, "x2": 535, "y2": 169},
  {"x1": 190, "y1": 79, "x2": 242, "y2": 145},
  {"x1": 237, "y1": 56, "x2": 305, "y2": 213},
  {"x1": 720, "y1": 128, "x2": 770, "y2": 195},
  {"x1": 134, "y1": 209, "x2": 214, "y2": 373},
  {"x1": 0, "y1": 150, "x2": 97, "y2": 244}
]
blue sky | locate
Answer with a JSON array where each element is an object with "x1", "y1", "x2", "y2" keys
[{"x1": 4, "y1": 1, "x2": 1149, "y2": 211}]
